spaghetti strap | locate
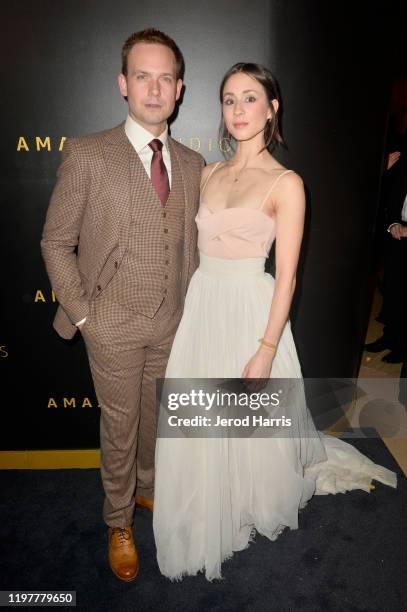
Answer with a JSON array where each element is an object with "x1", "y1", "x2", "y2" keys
[
  {"x1": 259, "y1": 169, "x2": 294, "y2": 210},
  {"x1": 201, "y1": 161, "x2": 222, "y2": 197}
]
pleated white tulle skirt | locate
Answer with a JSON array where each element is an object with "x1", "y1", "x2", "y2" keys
[{"x1": 153, "y1": 254, "x2": 397, "y2": 581}]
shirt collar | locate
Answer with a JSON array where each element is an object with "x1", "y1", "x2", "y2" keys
[{"x1": 124, "y1": 115, "x2": 168, "y2": 153}]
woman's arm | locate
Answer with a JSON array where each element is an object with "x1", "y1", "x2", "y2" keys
[
  {"x1": 242, "y1": 172, "x2": 305, "y2": 378},
  {"x1": 262, "y1": 172, "x2": 305, "y2": 346}
]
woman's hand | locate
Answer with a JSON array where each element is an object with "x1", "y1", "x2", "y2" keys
[{"x1": 241, "y1": 347, "x2": 275, "y2": 391}]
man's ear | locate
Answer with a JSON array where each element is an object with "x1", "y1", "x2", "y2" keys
[
  {"x1": 176, "y1": 79, "x2": 183, "y2": 101},
  {"x1": 117, "y1": 73, "x2": 128, "y2": 98}
]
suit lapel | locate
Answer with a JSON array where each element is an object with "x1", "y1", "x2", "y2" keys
[
  {"x1": 168, "y1": 138, "x2": 195, "y2": 292},
  {"x1": 168, "y1": 137, "x2": 201, "y2": 295},
  {"x1": 102, "y1": 123, "x2": 134, "y2": 245}
]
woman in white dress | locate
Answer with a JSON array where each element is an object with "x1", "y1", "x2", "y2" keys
[{"x1": 153, "y1": 62, "x2": 397, "y2": 581}]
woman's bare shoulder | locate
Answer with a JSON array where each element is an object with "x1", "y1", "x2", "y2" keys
[
  {"x1": 273, "y1": 171, "x2": 305, "y2": 217},
  {"x1": 201, "y1": 160, "x2": 224, "y2": 176},
  {"x1": 200, "y1": 161, "x2": 226, "y2": 187},
  {"x1": 262, "y1": 167, "x2": 304, "y2": 215},
  {"x1": 270, "y1": 167, "x2": 304, "y2": 190}
]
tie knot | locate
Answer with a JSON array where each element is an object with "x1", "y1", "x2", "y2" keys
[{"x1": 149, "y1": 139, "x2": 163, "y2": 153}]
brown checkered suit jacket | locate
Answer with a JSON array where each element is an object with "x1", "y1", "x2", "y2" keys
[{"x1": 41, "y1": 122, "x2": 204, "y2": 340}]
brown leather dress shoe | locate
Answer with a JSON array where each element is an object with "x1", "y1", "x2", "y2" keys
[
  {"x1": 134, "y1": 495, "x2": 154, "y2": 512},
  {"x1": 108, "y1": 527, "x2": 139, "y2": 582}
]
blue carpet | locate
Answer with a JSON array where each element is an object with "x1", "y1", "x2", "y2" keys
[{"x1": 0, "y1": 437, "x2": 405, "y2": 611}]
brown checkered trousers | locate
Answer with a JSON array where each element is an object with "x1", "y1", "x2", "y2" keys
[{"x1": 41, "y1": 122, "x2": 204, "y2": 527}]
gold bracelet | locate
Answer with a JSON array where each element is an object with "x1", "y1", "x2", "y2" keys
[{"x1": 258, "y1": 338, "x2": 277, "y2": 350}]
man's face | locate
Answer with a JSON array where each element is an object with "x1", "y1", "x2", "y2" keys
[{"x1": 118, "y1": 42, "x2": 183, "y2": 135}]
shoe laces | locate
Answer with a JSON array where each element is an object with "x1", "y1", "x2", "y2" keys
[{"x1": 111, "y1": 527, "x2": 131, "y2": 545}]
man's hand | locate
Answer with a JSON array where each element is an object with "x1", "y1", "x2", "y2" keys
[
  {"x1": 390, "y1": 224, "x2": 404, "y2": 240},
  {"x1": 387, "y1": 151, "x2": 401, "y2": 170}
]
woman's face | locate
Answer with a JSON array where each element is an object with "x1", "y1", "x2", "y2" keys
[{"x1": 222, "y1": 72, "x2": 277, "y2": 143}]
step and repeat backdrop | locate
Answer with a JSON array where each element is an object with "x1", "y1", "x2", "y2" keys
[{"x1": 0, "y1": 0, "x2": 399, "y2": 450}]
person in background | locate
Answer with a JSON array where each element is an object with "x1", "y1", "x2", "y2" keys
[{"x1": 365, "y1": 131, "x2": 407, "y2": 363}]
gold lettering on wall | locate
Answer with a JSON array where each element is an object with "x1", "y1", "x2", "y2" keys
[
  {"x1": 34, "y1": 290, "x2": 57, "y2": 303},
  {"x1": 175, "y1": 137, "x2": 232, "y2": 153},
  {"x1": 17, "y1": 137, "x2": 29, "y2": 152},
  {"x1": 16, "y1": 136, "x2": 231, "y2": 153},
  {"x1": 0, "y1": 345, "x2": 9, "y2": 358},
  {"x1": 189, "y1": 138, "x2": 201, "y2": 151},
  {"x1": 16, "y1": 137, "x2": 66, "y2": 152},
  {"x1": 35, "y1": 290, "x2": 46, "y2": 303},
  {"x1": 47, "y1": 397, "x2": 98, "y2": 409},
  {"x1": 36, "y1": 136, "x2": 51, "y2": 151}
]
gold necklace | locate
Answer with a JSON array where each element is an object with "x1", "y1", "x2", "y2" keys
[
  {"x1": 230, "y1": 158, "x2": 259, "y2": 183},
  {"x1": 233, "y1": 171, "x2": 240, "y2": 182}
]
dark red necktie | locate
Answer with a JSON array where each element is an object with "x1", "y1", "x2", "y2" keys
[{"x1": 148, "y1": 139, "x2": 170, "y2": 206}]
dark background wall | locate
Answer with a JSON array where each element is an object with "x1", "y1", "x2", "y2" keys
[
  {"x1": 269, "y1": 2, "x2": 402, "y2": 377},
  {"x1": 0, "y1": 0, "x2": 402, "y2": 450}
]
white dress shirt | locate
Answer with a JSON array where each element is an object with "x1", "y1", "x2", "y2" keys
[
  {"x1": 387, "y1": 192, "x2": 407, "y2": 233},
  {"x1": 402, "y1": 193, "x2": 407, "y2": 222},
  {"x1": 76, "y1": 116, "x2": 171, "y2": 327},
  {"x1": 124, "y1": 114, "x2": 172, "y2": 186}
]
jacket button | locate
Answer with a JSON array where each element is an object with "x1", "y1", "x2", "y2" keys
[
  {"x1": 165, "y1": 260, "x2": 169, "y2": 265},
  {"x1": 164, "y1": 275, "x2": 168, "y2": 280},
  {"x1": 114, "y1": 261, "x2": 118, "y2": 269},
  {"x1": 97, "y1": 285, "x2": 101, "y2": 291},
  {"x1": 164, "y1": 228, "x2": 168, "y2": 234},
  {"x1": 164, "y1": 245, "x2": 169, "y2": 250},
  {"x1": 163, "y1": 212, "x2": 167, "y2": 218}
]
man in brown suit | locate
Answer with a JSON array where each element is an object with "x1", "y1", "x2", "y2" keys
[{"x1": 41, "y1": 29, "x2": 204, "y2": 581}]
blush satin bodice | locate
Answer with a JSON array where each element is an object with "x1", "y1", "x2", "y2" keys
[
  {"x1": 195, "y1": 164, "x2": 293, "y2": 260},
  {"x1": 196, "y1": 204, "x2": 276, "y2": 259}
]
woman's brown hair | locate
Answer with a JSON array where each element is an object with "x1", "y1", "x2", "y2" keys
[{"x1": 219, "y1": 62, "x2": 285, "y2": 155}]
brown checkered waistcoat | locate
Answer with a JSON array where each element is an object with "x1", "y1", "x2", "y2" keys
[{"x1": 41, "y1": 122, "x2": 204, "y2": 339}]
